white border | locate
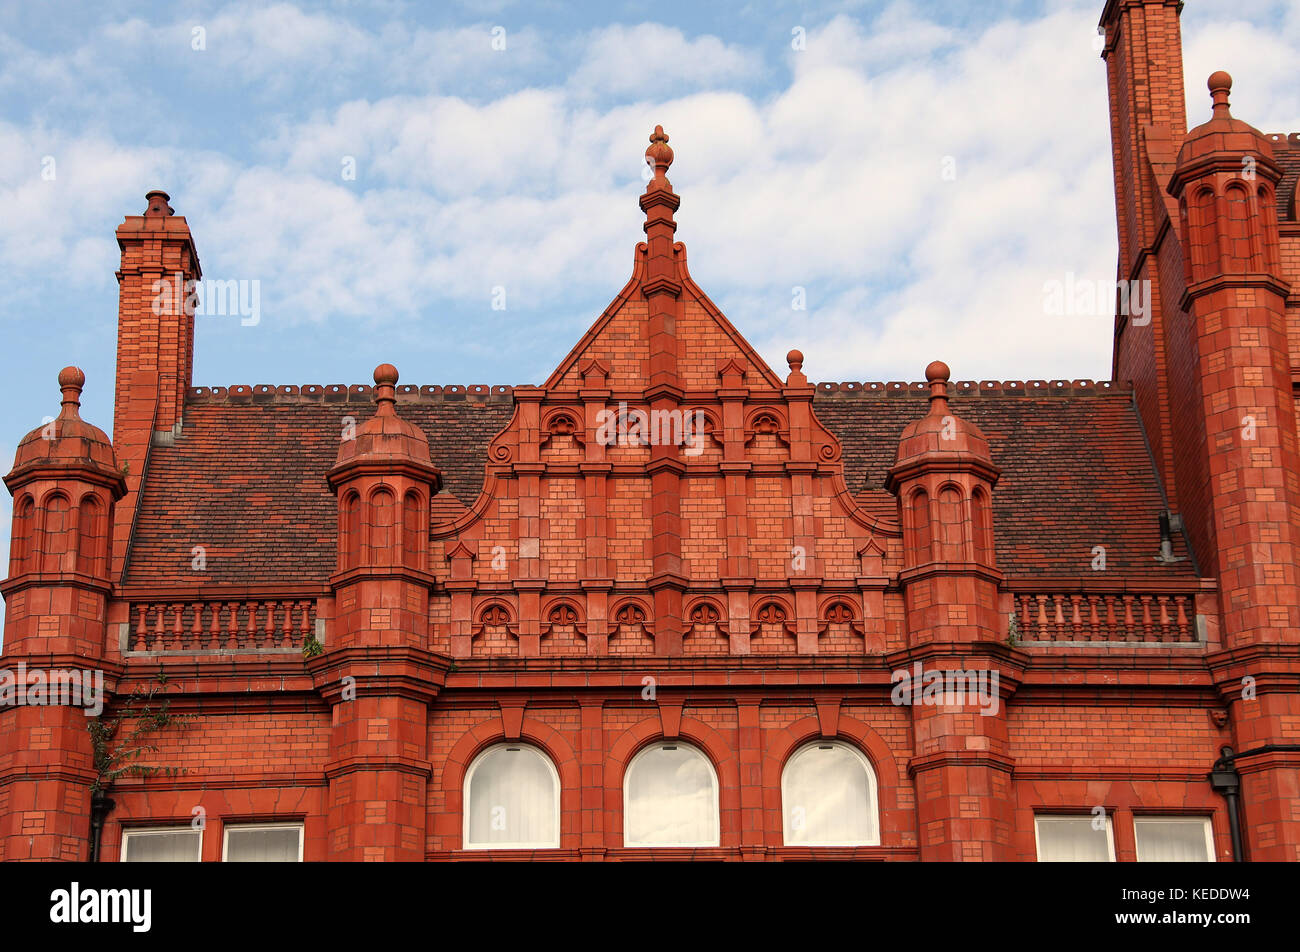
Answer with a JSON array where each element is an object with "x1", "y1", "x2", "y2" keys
[
  {"x1": 1033, "y1": 814, "x2": 1116, "y2": 861},
  {"x1": 221, "y1": 822, "x2": 305, "y2": 862},
  {"x1": 120, "y1": 825, "x2": 203, "y2": 862},
  {"x1": 781, "y1": 740, "x2": 880, "y2": 847},
  {"x1": 623, "y1": 741, "x2": 721, "y2": 848},
  {"x1": 463, "y1": 743, "x2": 562, "y2": 850},
  {"x1": 1133, "y1": 815, "x2": 1215, "y2": 862}
]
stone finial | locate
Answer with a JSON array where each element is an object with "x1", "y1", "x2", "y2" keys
[
  {"x1": 57, "y1": 366, "x2": 85, "y2": 418},
  {"x1": 144, "y1": 189, "x2": 174, "y2": 217},
  {"x1": 786, "y1": 349, "x2": 807, "y2": 386},
  {"x1": 645, "y1": 125, "x2": 674, "y2": 184},
  {"x1": 925, "y1": 360, "x2": 951, "y2": 413},
  {"x1": 374, "y1": 363, "x2": 399, "y2": 415},
  {"x1": 1208, "y1": 71, "x2": 1232, "y2": 118}
]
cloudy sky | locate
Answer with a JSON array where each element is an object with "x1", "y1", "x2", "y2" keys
[{"x1": 0, "y1": 0, "x2": 1297, "y2": 630}]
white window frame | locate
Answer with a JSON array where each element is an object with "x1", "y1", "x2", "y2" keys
[
  {"x1": 1134, "y1": 815, "x2": 1216, "y2": 862},
  {"x1": 221, "y1": 822, "x2": 305, "y2": 862},
  {"x1": 463, "y1": 743, "x2": 562, "y2": 850},
  {"x1": 1034, "y1": 814, "x2": 1116, "y2": 862},
  {"x1": 120, "y1": 825, "x2": 203, "y2": 862},
  {"x1": 623, "y1": 741, "x2": 720, "y2": 849},
  {"x1": 781, "y1": 740, "x2": 880, "y2": 847}
]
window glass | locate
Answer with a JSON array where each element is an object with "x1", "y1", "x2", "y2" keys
[
  {"x1": 465, "y1": 744, "x2": 560, "y2": 849},
  {"x1": 1135, "y1": 817, "x2": 1213, "y2": 862},
  {"x1": 122, "y1": 828, "x2": 202, "y2": 862},
  {"x1": 224, "y1": 824, "x2": 303, "y2": 862},
  {"x1": 624, "y1": 743, "x2": 719, "y2": 847},
  {"x1": 782, "y1": 741, "x2": 879, "y2": 846},
  {"x1": 1035, "y1": 815, "x2": 1114, "y2": 861}
]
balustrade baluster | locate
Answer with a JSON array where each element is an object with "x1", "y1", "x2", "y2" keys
[{"x1": 151, "y1": 603, "x2": 165, "y2": 652}]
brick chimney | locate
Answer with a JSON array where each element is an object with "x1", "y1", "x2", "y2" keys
[
  {"x1": 110, "y1": 190, "x2": 201, "y2": 578},
  {"x1": 1100, "y1": 0, "x2": 1189, "y2": 515}
]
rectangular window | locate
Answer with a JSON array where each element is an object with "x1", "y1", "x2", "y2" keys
[
  {"x1": 1134, "y1": 817, "x2": 1214, "y2": 862},
  {"x1": 222, "y1": 823, "x2": 304, "y2": 862},
  {"x1": 121, "y1": 827, "x2": 202, "y2": 862},
  {"x1": 1034, "y1": 815, "x2": 1115, "y2": 861}
]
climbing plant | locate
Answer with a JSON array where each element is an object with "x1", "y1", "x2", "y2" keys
[{"x1": 88, "y1": 674, "x2": 191, "y2": 798}]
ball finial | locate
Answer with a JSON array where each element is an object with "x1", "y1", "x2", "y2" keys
[
  {"x1": 1208, "y1": 71, "x2": 1232, "y2": 115},
  {"x1": 57, "y1": 366, "x2": 85, "y2": 417},
  {"x1": 786, "y1": 349, "x2": 804, "y2": 372},
  {"x1": 373, "y1": 363, "x2": 399, "y2": 387},
  {"x1": 925, "y1": 360, "x2": 951, "y2": 383}
]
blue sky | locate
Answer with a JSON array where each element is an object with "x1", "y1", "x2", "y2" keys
[{"x1": 1, "y1": 0, "x2": 1297, "y2": 631}]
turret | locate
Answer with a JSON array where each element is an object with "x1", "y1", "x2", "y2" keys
[
  {"x1": 4, "y1": 367, "x2": 125, "y2": 654},
  {"x1": 1167, "y1": 73, "x2": 1299, "y2": 647},
  {"x1": 886, "y1": 361, "x2": 1017, "y2": 861},
  {"x1": 327, "y1": 362, "x2": 441, "y2": 646},
  {"x1": 311, "y1": 363, "x2": 448, "y2": 861},
  {"x1": 886, "y1": 360, "x2": 1001, "y2": 642},
  {"x1": 0, "y1": 368, "x2": 124, "y2": 861},
  {"x1": 1169, "y1": 73, "x2": 1300, "y2": 862}
]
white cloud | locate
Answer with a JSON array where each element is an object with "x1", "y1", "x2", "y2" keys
[
  {"x1": 0, "y1": 0, "x2": 1292, "y2": 389},
  {"x1": 569, "y1": 24, "x2": 761, "y2": 97}
]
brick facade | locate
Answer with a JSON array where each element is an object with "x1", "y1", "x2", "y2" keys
[{"x1": 2, "y1": 0, "x2": 1298, "y2": 862}]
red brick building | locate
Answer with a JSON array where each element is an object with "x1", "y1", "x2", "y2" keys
[{"x1": 2, "y1": 0, "x2": 1298, "y2": 862}]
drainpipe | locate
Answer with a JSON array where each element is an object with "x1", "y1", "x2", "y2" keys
[
  {"x1": 1209, "y1": 744, "x2": 1300, "y2": 862},
  {"x1": 89, "y1": 795, "x2": 115, "y2": 863},
  {"x1": 1209, "y1": 746, "x2": 1242, "y2": 862}
]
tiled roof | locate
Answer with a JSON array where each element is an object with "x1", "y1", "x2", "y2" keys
[
  {"x1": 124, "y1": 393, "x2": 513, "y2": 585},
  {"x1": 814, "y1": 380, "x2": 1193, "y2": 578},
  {"x1": 1264, "y1": 133, "x2": 1299, "y2": 221},
  {"x1": 123, "y1": 380, "x2": 1193, "y2": 585}
]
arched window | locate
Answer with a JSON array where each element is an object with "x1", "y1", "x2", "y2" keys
[
  {"x1": 908, "y1": 488, "x2": 932, "y2": 563},
  {"x1": 10, "y1": 494, "x2": 34, "y2": 575},
  {"x1": 340, "y1": 491, "x2": 360, "y2": 570},
  {"x1": 40, "y1": 493, "x2": 72, "y2": 574},
  {"x1": 971, "y1": 487, "x2": 994, "y2": 566},
  {"x1": 1190, "y1": 187, "x2": 1217, "y2": 272},
  {"x1": 1224, "y1": 185, "x2": 1251, "y2": 271},
  {"x1": 76, "y1": 494, "x2": 104, "y2": 577},
  {"x1": 463, "y1": 743, "x2": 560, "y2": 850},
  {"x1": 402, "y1": 490, "x2": 423, "y2": 570},
  {"x1": 368, "y1": 487, "x2": 396, "y2": 565},
  {"x1": 938, "y1": 486, "x2": 964, "y2": 560},
  {"x1": 781, "y1": 741, "x2": 879, "y2": 846},
  {"x1": 623, "y1": 742, "x2": 719, "y2": 847}
]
